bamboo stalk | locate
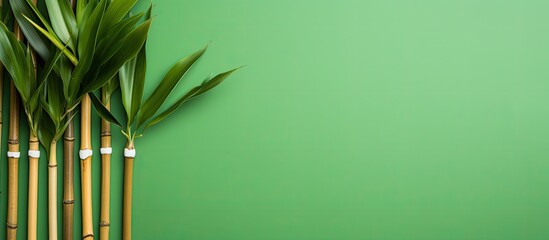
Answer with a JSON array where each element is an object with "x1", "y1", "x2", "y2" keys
[
  {"x1": 100, "y1": 96, "x2": 111, "y2": 240},
  {"x1": 64, "y1": 1, "x2": 76, "y2": 239},
  {"x1": 7, "y1": 21, "x2": 22, "y2": 240},
  {"x1": 63, "y1": 113, "x2": 75, "y2": 240},
  {"x1": 0, "y1": 63, "x2": 3, "y2": 181},
  {"x1": 123, "y1": 141, "x2": 135, "y2": 240},
  {"x1": 0, "y1": 0, "x2": 3, "y2": 165},
  {"x1": 28, "y1": 14, "x2": 39, "y2": 238},
  {"x1": 81, "y1": 94, "x2": 94, "y2": 240},
  {"x1": 28, "y1": 131, "x2": 39, "y2": 240},
  {"x1": 48, "y1": 141, "x2": 58, "y2": 240}
]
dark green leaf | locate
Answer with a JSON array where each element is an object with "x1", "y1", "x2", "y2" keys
[
  {"x1": 38, "y1": 115, "x2": 55, "y2": 151},
  {"x1": 68, "y1": 0, "x2": 106, "y2": 101},
  {"x1": 101, "y1": 0, "x2": 137, "y2": 32},
  {"x1": 137, "y1": 45, "x2": 208, "y2": 127},
  {"x1": 144, "y1": 67, "x2": 240, "y2": 129},
  {"x1": 130, "y1": 43, "x2": 146, "y2": 125},
  {"x1": 89, "y1": 92, "x2": 121, "y2": 126},
  {"x1": 0, "y1": 20, "x2": 31, "y2": 102},
  {"x1": 94, "y1": 12, "x2": 143, "y2": 65},
  {"x1": 82, "y1": 19, "x2": 151, "y2": 94},
  {"x1": 9, "y1": 0, "x2": 51, "y2": 59}
]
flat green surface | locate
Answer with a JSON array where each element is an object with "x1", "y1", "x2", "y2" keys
[{"x1": 2, "y1": 0, "x2": 549, "y2": 239}]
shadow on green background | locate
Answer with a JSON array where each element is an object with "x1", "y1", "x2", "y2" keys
[{"x1": 2, "y1": 0, "x2": 549, "y2": 239}]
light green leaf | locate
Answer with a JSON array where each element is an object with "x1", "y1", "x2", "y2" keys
[{"x1": 45, "y1": 0, "x2": 77, "y2": 50}]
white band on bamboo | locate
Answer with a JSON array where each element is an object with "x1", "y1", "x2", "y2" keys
[
  {"x1": 79, "y1": 149, "x2": 93, "y2": 159},
  {"x1": 7, "y1": 151, "x2": 20, "y2": 158},
  {"x1": 124, "y1": 148, "x2": 136, "y2": 158},
  {"x1": 100, "y1": 148, "x2": 112, "y2": 155},
  {"x1": 28, "y1": 150, "x2": 40, "y2": 158}
]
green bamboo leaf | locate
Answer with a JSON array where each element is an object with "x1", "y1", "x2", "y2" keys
[
  {"x1": 0, "y1": 20, "x2": 31, "y2": 102},
  {"x1": 77, "y1": 0, "x2": 105, "y2": 58},
  {"x1": 144, "y1": 4, "x2": 152, "y2": 20},
  {"x1": 24, "y1": 0, "x2": 59, "y2": 35},
  {"x1": 95, "y1": 12, "x2": 143, "y2": 65},
  {"x1": 66, "y1": 0, "x2": 106, "y2": 103},
  {"x1": 55, "y1": 110, "x2": 77, "y2": 139},
  {"x1": 144, "y1": 67, "x2": 240, "y2": 129},
  {"x1": 59, "y1": 56, "x2": 73, "y2": 101},
  {"x1": 130, "y1": 43, "x2": 146, "y2": 125},
  {"x1": 45, "y1": 0, "x2": 77, "y2": 50},
  {"x1": 81, "y1": 19, "x2": 151, "y2": 94},
  {"x1": 119, "y1": 42, "x2": 146, "y2": 125},
  {"x1": 46, "y1": 73, "x2": 65, "y2": 123},
  {"x1": 119, "y1": 51, "x2": 137, "y2": 121},
  {"x1": 38, "y1": 116, "x2": 55, "y2": 152},
  {"x1": 101, "y1": 0, "x2": 138, "y2": 32},
  {"x1": 31, "y1": 49, "x2": 64, "y2": 113},
  {"x1": 89, "y1": 92, "x2": 121, "y2": 126},
  {"x1": 137, "y1": 45, "x2": 208, "y2": 127},
  {"x1": 30, "y1": 107, "x2": 43, "y2": 134},
  {"x1": 9, "y1": 0, "x2": 51, "y2": 59},
  {"x1": 23, "y1": 14, "x2": 78, "y2": 65},
  {"x1": 103, "y1": 74, "x2": 120, "y2": 101},
  {"x1": 23, "y1": 46, "x2": 35, "y2": 100},
  {"x1": 76, "y1": 0, "x2": 88, "y2": 25}
]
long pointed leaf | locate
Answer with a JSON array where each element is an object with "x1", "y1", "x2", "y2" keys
[
  {"x1": 144, "y1": 67, "x2": 240, "y2": 129},
  {"x1": 137, "y1": 45, "x2": 208, "y2": 127},
  {"x1": 81, "y1": 19, "x2": 151, "y2": 94},
  {"x1": 45, "y1": 0, "x2": 77, "y2": 49},
  {"x1": 24, "y1": 14, "x2": 78, "y2": 65},
  {"x1": 0, "y1": 21, "x2": 31, "y2": 102},
  {"x1": 89, "y1": 92, "x2": 121, "y2": 126},
  {"x1": 130, "y1": 43, "x2": 146, "y2": 125},
  {"x1": 101, "y1": 0, "x2": 138, "y2": 32},
  {"x1": 9, "y1": 0, "x2": 51, "y2": 59}
]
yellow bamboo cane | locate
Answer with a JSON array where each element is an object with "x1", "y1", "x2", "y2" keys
[
  {"x1": 81, "y1": 94, "x2": 94, "y2": 240},
  {"x1": 6, "y1": 20, "x2": 22, "y2": 240},
  {"x1": 100, "y1": 96, "x2": 112, "y2": 240},
  {"x1": 123, "y1": 141, "x2": 135, "y2": 240}
]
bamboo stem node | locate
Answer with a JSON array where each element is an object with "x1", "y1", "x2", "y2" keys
[
  {"x1": 101, "y1": 131, "x2": 111, "y2": 137},
  {"x1": 6, "y1": 223, "x2": 17, "y2": 229},
  {"x1": 83, "y1": 234, "x2": 94, "y2": 239},
  {"x1": 64, "y1": 136, "x2": 75, "y2": 141}
]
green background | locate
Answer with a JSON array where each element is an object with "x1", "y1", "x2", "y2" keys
[{"x1": 2, "y1": 0, "x2": 549, "y2": 239}]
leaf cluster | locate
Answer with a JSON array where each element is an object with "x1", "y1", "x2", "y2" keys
[
  {"x1": 6, "y1": 0, "x2": 151, "y2": 148},
  {"x1": 93, "y1": 42, "x2": 241, "y2": 144}
]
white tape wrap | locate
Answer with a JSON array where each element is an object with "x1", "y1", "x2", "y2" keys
[
  {"x1": 7, "y1": 151, "x2": 20, "y2": 158},
  {"x1": 100, "y1": 148, "x2": 112, "y2": 155},
  {"x1": 28, "y1": 150, "x2": 40, "y2": 158},
  {"x1": 124, "y1": 148, "x2": 136, "y2": 158},
  {"x1": 79, "y1": 149, "x2": 93, "y2": 159}
]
